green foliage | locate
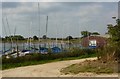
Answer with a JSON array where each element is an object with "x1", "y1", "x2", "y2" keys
[
  {"x1": 42, "y1": 35, "x2": 48, "y2": 39},
  {"x1": 4, "y1": 35, "x2": 25, "y2": 42},
  {"x1": 98, "y1": 18, "x2": 120, "y2": 62},
  {"x1": 107, "y1": 19, "x2": 120, "y2": 43},
  {"x1": 107, "y1": 19, "x2": 120, "y2": 60},
  {"x1": 91, "y1": 32, "x2": 100, "y2": 35},
  {"x1": 81, "y1": 31, "x2": 91, "y2": 37},
  {"x1": 81, "y1": 31, "x2": 100, "y2": 38},
  {"x1": 33, "y1": 36, "x2": 38, "y2": 40},
  {"x1": 66, "y1": 36, "x2": 73, "y2": 40}
]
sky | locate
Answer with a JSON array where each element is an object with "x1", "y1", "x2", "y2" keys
[{"x1": 1, "y1": 0, "x2": 118, "y2": 38}]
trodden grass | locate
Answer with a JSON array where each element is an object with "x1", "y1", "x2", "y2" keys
[{"x1": 60, "y1": 60, "x2": 118, "y2": 75}]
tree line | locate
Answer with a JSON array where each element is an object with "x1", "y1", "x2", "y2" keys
[
  {"x1": 2, "y1": 31, "x2": 101, "y2": 42},
  {"x1": 1, "y1": 35, "x2": 75, "y2": 42}
]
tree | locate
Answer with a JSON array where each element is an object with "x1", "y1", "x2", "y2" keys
[
  {"x1": 13, "y1": 35, "x2": 25, "y2": 40},
  {"x1": 5, "y1": 35, "x2": 25, "y2": 41},
  {"x1": 108, "y1": 19, "x2": 120, "y2": 60},
  {"x1": 81, "y1": 31, "x2": 100, "y2": 38},
  {"x1": 33, "y1": 36, "x2": 38, "y2": 40},
  {"x1": 81, "y1": 31, "x2": 91, "y2": 38},
  {"x1": 66, "y1": 36, "x2": 73, "y2": 40},
  {"x1": 99, "y1": 18, "x2": 120, "y2": 62},
  {"x1": 107, "y1": 19, "x2": 120, "y2": 43},
  {"x1": 42, "y1": 35, "x2": 48, "y2": 39},
  {"x1": 91, "y1": 32, "x2": 100, "y2": 35}
]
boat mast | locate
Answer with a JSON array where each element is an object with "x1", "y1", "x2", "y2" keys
[
  {"x1": 38, "y1": 2, "x2": 41, "y2": 51},
  {"x1": 14, "y1": 26, "x2": 19, "y2": 57},
  {"x1": 45, "y1": 16, "x2": 48, "y2": 48},
  {"x1": 87, "y1": 30, "x2": 89, "y2": 47},
  {"x1": 55, "y1": 15, "x2": 58, "y2": 47},
  {"x1": 29, "y1": 22, "x2": 32, "y2": 50},
  {"x1": 68, "y1": 24, "x2": 70, "y2": 49},
  {"x1": 56, "y1": 27, "x2": 58, "y2": 47},
  {"x1": 61, "y1": 22, "x2": 64, "y2": 49}
]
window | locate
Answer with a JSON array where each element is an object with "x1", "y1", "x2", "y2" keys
[{"x1": 89, "y1": 40, "x2": 97, "y2": 46}]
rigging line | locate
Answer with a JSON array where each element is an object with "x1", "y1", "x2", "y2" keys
[
  {"x1": 6, "y1": 16, "x2": 11, "y2": 36},
  {"x1": 14, "y1": 26, "x2": 17, "y2": 45},
  {"x1": 2, "y1": 17, "x2": 6, "y2": 53},
  {"x1": 14, "y1": 26, "x2": 17, "y2": 36},
  {"x1": 2, "y1": 17, "x2": 7, "y2": 37},
  {"x1": 5, "y1": 16, "x2": 13, "y2": 46},
  {"x1": 14, "y1": 26, "x2": 17, "y2": 42},
  {"x1": 13, "y1": 26, "x2": 19, "y2": 55}
]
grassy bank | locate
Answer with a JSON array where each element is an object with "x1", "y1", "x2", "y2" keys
[
  {"x1": 60, "y1": 60, "x2": 118, "y2": 75},
  {"x1": 2, "y1": 48, "x2": 97, "y2": 70}
]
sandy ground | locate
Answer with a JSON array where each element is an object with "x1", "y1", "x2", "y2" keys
[
  {"x1": 0, "y1": 70, "x2": 2, "y2": 78},
  {"x1": 2, "y1": 57, "x2": 118, "y2": 77}
]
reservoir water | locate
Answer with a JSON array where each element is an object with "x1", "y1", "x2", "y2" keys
[{"x1": 0, "y1": 42, "x2": 81, "y2": 54}]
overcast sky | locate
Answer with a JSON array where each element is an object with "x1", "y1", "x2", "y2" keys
[{"x1": 1, "y1": 1, "x2": 118, "y2": 38}]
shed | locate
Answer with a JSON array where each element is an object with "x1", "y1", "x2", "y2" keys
[{"x1": 81, "y1": 36, "x2": 107, "y2": 48}]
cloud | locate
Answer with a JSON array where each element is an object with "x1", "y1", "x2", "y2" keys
[
  {"x1": 2, "y1": 0, "x2": 120, "y2": 2},
  {"x1": 2, "y1": 2, "x2": 21, "y2": 9},
  {"x1": 0, "y1": 2, "x2": 2, "y2": 36},
  {"x1": 1, "y1": 2, "x2": 118, "y2": 38}
]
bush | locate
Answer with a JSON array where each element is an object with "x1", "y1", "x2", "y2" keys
[{"x1": 96, "y1": 44, "x2": 120, "y2": 62}]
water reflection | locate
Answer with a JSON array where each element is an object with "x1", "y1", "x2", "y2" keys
[{"x1": 0, "y1": 42, "x2": 81, "y2": 54}]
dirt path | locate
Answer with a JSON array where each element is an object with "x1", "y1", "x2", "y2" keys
[{"x1": 2, "y1": 57, "x2": 118, "y2": 77}]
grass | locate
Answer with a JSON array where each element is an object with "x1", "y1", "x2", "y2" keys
[
  {"x1": 60, "y1": 60, "x2": 118, "y2": 75},
  {"x1": 2, "y1": 53, "x2": 96, "y2": 70}
]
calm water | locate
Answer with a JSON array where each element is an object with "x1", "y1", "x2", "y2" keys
[
  {"x1": 0, "y1": 42, "x2": 81, "y2": 55},
  {"x1": 0, "y1": 42, "x2": 81, "y2": 49}
]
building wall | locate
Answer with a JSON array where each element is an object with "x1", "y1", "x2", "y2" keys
[{"x1": 81, "y1": 36, "x2": 107, "y2": 48}]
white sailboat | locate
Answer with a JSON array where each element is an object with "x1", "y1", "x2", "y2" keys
[{"x1": 21, "y1": 22, "x2": 33, "y2": 55}]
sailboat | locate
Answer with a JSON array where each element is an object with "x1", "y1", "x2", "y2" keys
[
  {"x1": 51, "y1": 15, "x2": 62, "y2": 53},
  {"x1": 2, "y1": 17, "x2": 8, "y2": 55},
  {"x1": 9, "y1": 26, "x2": 20, "y2": 58},
  {"x1": 60, "y1": 22, "x2": 66, "y2": 52},
  {"x1": 37, "y1": 3, "x2": 48, "y2": 54},
  {"x1": 2, "y1": 16, "x2": 15, "y2": 58},
  {"x1": 39, "y1": 16, "x2": 48, "y2": 54},
  {"x1": 2, "y1": 17, "x2": 24, "y2": 58},
  {"x1": 21, "y1": 22, "x2": 34, "y2": 55},
  {"x1": 51, "y1": 46, "x2": 61, "y2": 53}
]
